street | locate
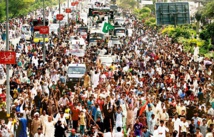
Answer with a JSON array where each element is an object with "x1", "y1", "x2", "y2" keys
[{"x1": 0, "y1": 0, "x2": 213, "y2": 137}]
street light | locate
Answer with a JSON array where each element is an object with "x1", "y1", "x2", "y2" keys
[
  {"x1": 43, "y1": 0, "x2": 46, "y2": 62},
  {"x1": 67, "y1": 0, "x2": 69, "y2": 24},
  {"x1": 6, "y1": 0, "x2": 10, "y2": 117},
  {"x1": 59, "y1": 0, "x2": 61, "y2": 37}
]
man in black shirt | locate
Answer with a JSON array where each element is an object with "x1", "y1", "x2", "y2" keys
[
  {"x1": 96, "y1": 117, "x2": 104, "y2": 137},
  {"x1": 189, "y1": 119, "x2": 195, "y2": 136}
]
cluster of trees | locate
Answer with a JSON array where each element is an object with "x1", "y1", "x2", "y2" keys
[
  {"x1": 117, "y1": 0, "x2": 214, "y2": 55},
  {"x1": 116, "y1": 0, "x2": 138, "y2": 11},
  {"x1": 0, "y1": 0, "x2": 62, "y2": 22}
]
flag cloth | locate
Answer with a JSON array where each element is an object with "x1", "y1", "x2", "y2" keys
[
  {"x1": 139, "y1": 100, "x2": 148, "y2": 116},
  {"x1": 102, "y1": 22, "x2": 114, "y2": 33}
]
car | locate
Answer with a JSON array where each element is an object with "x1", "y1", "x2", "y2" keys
[
  {"x1": 113, "y1": 27, "x2": 127, "y2": 37},
  {"x1": 89, "y1": 37, "x2": 103, "y2": 44},
  {"x1": 109, "y1": 36, "x2": 122, "y2": 47},
  {"x1": 66, "y1": 64, "x2": 86, "y2": 90},
  {"x1": 21, "y1": 24, "x2": 31, "y2": 34},
  {"x1": 114, "y1": 17, "x2": 125, "y2": 25},
  {"x1": 33, "y1": 32, "x2": 49, "y2": 43},
  {"x1": 76, "y1": 26, "x2": 88, "y2": 39},
  {"x1": 69, "y1": 36, "x2": 86, "y2": 50}
]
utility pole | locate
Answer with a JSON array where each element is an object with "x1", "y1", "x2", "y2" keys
[
  {"x1": 59, "y1": 0, "x2": 61, "y2": 37},
  {"x1": 67, "y1": 0, "x2": 69, "y2": 24},
  {"x1": 6, "y1": 0, "x2": 10, "y2": 117},
  {"x1": 43, "y1": 0, "x2": 46, "y2": 62}
]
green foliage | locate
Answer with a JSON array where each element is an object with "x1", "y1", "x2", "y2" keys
[
  {"x1": 0, "y1": 0, "x2": 64, "y2": 22},
  {"x1": 139, "y1": 13, "x2": 150, "y2": 19},
  {"x1": 0, "y1": 2, "x2": 5, "y2": 22},
  {"x1": 187, "y1": 38, "x2": 205, "y2": 47},
  {"x1": 134, "y1": 7, "x2": 152, "y2": 20},
  {"x1": 139, "y1": 7, "x2": 151, "y2": 14},
  {"x1": 199, "y1": 29, "x2": 210, "y2": 41},
  {"x1": 144, "y1": 4, "x2": 155, "y2": 14},
  {"x1": 9, "y1": 0, "x2": 29, "y2": 17},
  {"x1": 162, "y1": 26, "x2": 191, "y2": 42},
  {"x1": 144, "y1": 17, "x2": 156, "y2": 27},
  {"x1": 206, "y1": 23, "x2": 214, "y2": 36},
  {"x1": 117, "y1": 0, "x2": 137, "y2": 11},
  {"x1": 195, "y1": 11, "x2": 202, "y2": 22},
  {"x1": 202, "y1": 0, "x2": 214, "y2": 18}
]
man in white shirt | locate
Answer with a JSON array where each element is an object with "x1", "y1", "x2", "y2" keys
[
  {"x1": 34, "y1": 128, "x2": 45, "y2": 137},
  {"x1": 157, "y1": 120, "x2": 169, "y2": 137},
  {"x1": 180, "y1": 117, "x2": 189, "y2": 137},
  {"x1": 43, "y1": 116, "x2": 55, "y2": 137},
  {"x1": 113, "y1": 127, "x2": 123, "y2": 137},
  {"x1": 207, "y1": 105, "x2": 214, "y2": 116},
  {"x1": 172, "y1": 113, "x2": 181, "y2": 137}
]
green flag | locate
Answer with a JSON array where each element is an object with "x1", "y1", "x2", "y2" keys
[{"x1": 102, "y1": 22, "x2": 114, "y2": 33}]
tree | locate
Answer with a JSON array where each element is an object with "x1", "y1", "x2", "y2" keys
[
  {"x1": 195, "y1": 11, "x2": 202, "y2": 33},
  {"x1": 117, "y1": 0, "x2": 137, "y2": 11},
  {"x1": 202, "y1": 0, "x2": 214, "y2": 18},
  {"x1": 133, "y1": 7, "x2": 152, "y2": 20},
  {"x1": 0, "y1": 2, "x2": 5, "y2": 22},
  {"x1": 8, "y1": 0, "x2": 33, "y2": 17}
]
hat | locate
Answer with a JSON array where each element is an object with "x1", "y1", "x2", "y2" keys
[{"x1": 34, "y1": 112, "x2": 39, "y2": 116}]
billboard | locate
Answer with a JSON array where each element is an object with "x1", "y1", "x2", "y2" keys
[{"x1": 156, "y1": 2, "x2": 190, "y2": 26}]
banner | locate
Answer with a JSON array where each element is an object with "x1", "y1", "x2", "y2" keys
[
  {"x1": 56, "y1": 14, "x2": 64, "y2": 20},
  {"x1": 65, "y1": 8, "x2": 72, "y2": 13},
  {"x1": 0, "y1": 51, "x2": 16, "y2": 64},
  {"x1": 39, "y1": 26, "x2": 49, "y2": 34}
]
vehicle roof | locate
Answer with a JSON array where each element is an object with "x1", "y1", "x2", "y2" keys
[
  {"x1": 68, "y1": 64, "x2": 86, "y2": 67},
  {"x1": 89, "y1": 37, "x2": 102, "y2": 40},
  {"x1": 77, "y1": 26, "x2": 88, "y2": 29},
  {"x1": 114, "y1": 27, "x2": 126, "y2": 30},
  {"x1": 90, "y1": 29, "x2": 103, "y2": 33}
]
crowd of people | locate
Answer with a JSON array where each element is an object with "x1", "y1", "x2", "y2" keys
[{"x1": 0, "y1": 2, "x2": 214, "y2": 137}]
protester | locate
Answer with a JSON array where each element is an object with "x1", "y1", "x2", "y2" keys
[{"x1": 0, "y1": 1, "x2": 213, "y2": 137}]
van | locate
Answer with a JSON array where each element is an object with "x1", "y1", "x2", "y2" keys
[{"x1": 66, "y1": 64, "x2": 86, "y2": 90}]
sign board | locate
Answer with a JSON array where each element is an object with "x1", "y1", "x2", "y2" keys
[
  {"x1": 0, "y1": 51, "x2": 16, "y2": 64},
  {"x1": 141, "y1": 0, "x2": 153, "y2": 5},
  {"x1": 65, "y1": 8, "x2": 72, "y2": 13},
  {"x1": 56, "y1": 14, "x2": 64, "y2": 20},
  {"x1": 155, "y1": 2, "x2": 190, "y2": 26},
  {"x1": 39, "y1": 26, "x2": 49, "y2": 34}
]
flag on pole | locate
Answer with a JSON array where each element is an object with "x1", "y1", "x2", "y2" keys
[
  {"x1": 139, "y1": 100, "x2": 148, "y2": 116},
  {"x1": 102, "y1": 22, "x2": 114, "y2": 33}
]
